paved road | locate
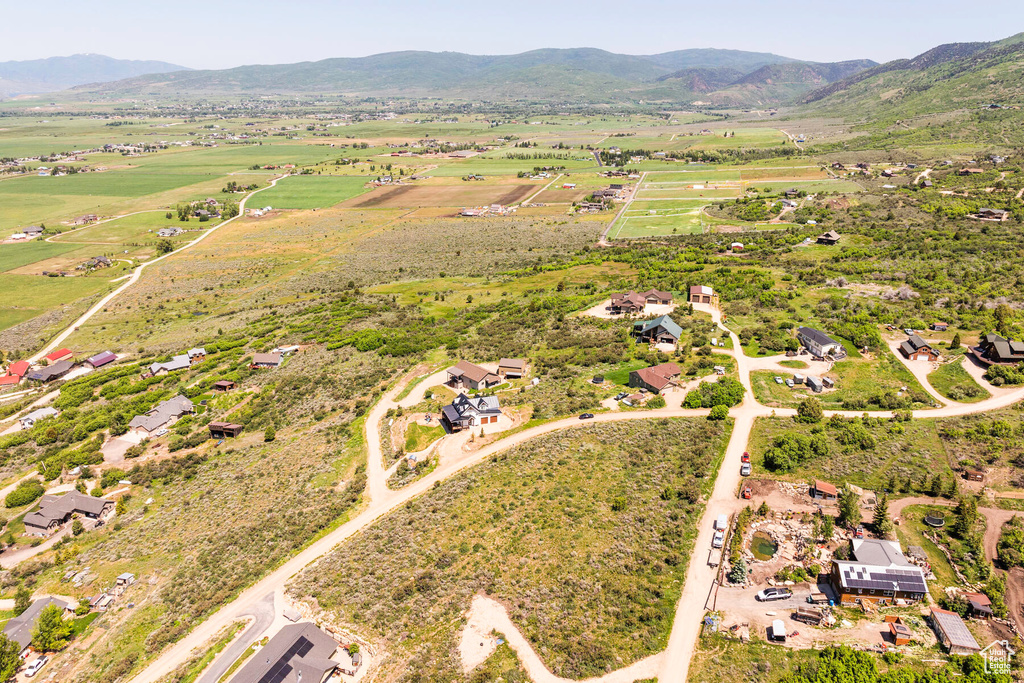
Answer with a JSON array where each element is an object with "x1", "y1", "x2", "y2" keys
[
  {"x1": 195, "y1": 592, "x2": 275, "y2": 683},
  {"x1": 116, "y1": 304, "x2": 1024, "y2": 683},
  {"x1": 27, "y1": 177, "x2": 285, "y2": 363}
]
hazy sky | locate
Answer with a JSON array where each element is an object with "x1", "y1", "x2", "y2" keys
[{"x1": 4, "y1": 0, "x2": 1022, "y2": 69}]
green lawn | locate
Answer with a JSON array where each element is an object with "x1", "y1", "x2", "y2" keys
[
  {"x1": 404, "y1": 422, "x2": 444, "y2": 452},
  {"x1": 254, "y1": 175, "x2": 373, "y2": 209},
  {"x1": 0, "y1": 273, "x2": 112, "y2": 333}
]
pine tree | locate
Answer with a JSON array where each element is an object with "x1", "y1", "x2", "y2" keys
[
  {"x1": 821, "y1": 514, "x2": 835, "y2": 541},
  {"x1": 13, "y1": 585, "x2": 30, "y2": 616},
  {"x1": 873, "y1": 493, "x2": 893, "y2": 537},
  {"x1": 728, "y1": 557, "x2": 747, "y2": 584},
  {"x1": 953, "y1": 496, "x2": 978, "y2": 538},
  {"x1": 838, "y1": 486, "x2": 860, "y2": 528}
]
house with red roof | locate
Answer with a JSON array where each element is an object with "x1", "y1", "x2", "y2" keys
[
  {"x1": 44, "y1": 348, "x2": 74, "y2": 364},
  {"x1": 628, "y1": 363, "x2": 681, "y2": 394},
  {"x1": 0, "y1": 360, "x2": 29, "y2": 387}
]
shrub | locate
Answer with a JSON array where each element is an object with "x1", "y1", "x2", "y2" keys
[
  {"x1": 5, "y1": 480, "x2": 44, "y2": 508},
  {"x1": 708, "y1": 405, "x2": 729, "y2": 420}
]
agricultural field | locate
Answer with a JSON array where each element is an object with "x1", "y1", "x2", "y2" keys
[{"x1": 254, "y1": 174, "x2": 373, "y2": 209}]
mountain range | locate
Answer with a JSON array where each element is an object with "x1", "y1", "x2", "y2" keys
[
  {"x1": 66, "y1": 48, "x2": 876, "y2": 106},
  {"x1": 0, "y1": 54, "x2": 187, "y2": 96}
]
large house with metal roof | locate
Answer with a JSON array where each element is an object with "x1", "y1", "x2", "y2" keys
[
  {"x1": 633, "y1": 315, "x2": 682, "y2": 346},
  {"x1": 128, "y1": 395, "x2": 194, "y2": 436},
  {"x1": 975, "y1": 333, "x2": 1024, "y2": 365},
  {"x1": 930, "y1": 608, "x2": 981, "y2": 655},
  {"x1": 830, "y1": 538, "x2": 928, "y2": 605},
  {"x1": 231, "y1": 622, "x2": 340, "y2": 683},
  {"x1": 441, "y1": 393, "x2": 501, "y2": 432},
  {"x1": 796, "y1": 327, "x2": 845, "y2": 358},
  {"x1": 24, "y1": 490, "x2": 114, "y2": 536}
]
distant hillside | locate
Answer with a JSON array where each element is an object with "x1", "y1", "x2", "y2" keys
[
  {"x1": 0, "y1": 54, "x2": 187, "y2": 96},
  {"x1": 801, "y1": 33, "x2": 1024, "y2": 116},
  {"x1": 72, "y1": 48, "x2": 875, "y2": 106},
  {"x1": 655, "y1": 67, "x2": 746, "y2": 93}
]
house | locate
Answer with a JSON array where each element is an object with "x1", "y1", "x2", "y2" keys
[
  {"x1": 26, "y1": 359, "x2": 74, "y2": 383},
  {"x1": 45, "y1": 348, "x2": 74, "y2": 364},
  {"x1": 930, "y1": 608, "x2": 981, "y2": 655},
  {"x1": 187, "y1": 347, "x2": 206, "y2": 364},
  {"x1": 445, "y1": 360, "x2": 500, "y2": 390},
  {"x1": 886, "y1": 616, "x2": 913, "y2": 645},
  {"x1": 19, "y1": 407, "x2": 58, "y2": 429},
  {"x1": 251, "y1": 352, "x2": 283, "y2": 369},
  {"x1": 6, "y1": 360, "x2": 29, "y2": 379},
  {"x1": 899, "y1": 334, "x2": 940, "y2": 361},
  {"x1": 641, "y1": 289, "x2": 672, "y2": 305},
  {"x1": 964, "y1": 592, "x2": 994, "y2": 619},
  {"x1": 831, "y1": 538, "x2": 928, "y2": 605},
  {"x1": 807, "y1": 376, "x2": 824, "y2": 393},
  {"x1": 213, "y1": 380, "x2": 236, "y2": 392},
  {"x1": 149, "y1": 354, "x2": 191, "y2": 375},
  {"x1": 797, "y1": 327, "x2": 845, "y2": 358},
  {"x1": 208, "y1": 421, "x2": 243, "y2": 438},
  {"x1": 922, "y1": 179, "x2": 933, "y2": 188},
  {"x1": 964, "y1": 469, "x2": 985, "y2": 482},
  {"x1": 975, "y1": 208, "x2": 1009, "y2": 221},
  {"x1": 81, "y1": 255, "x2": 112, "y2": 269},
  {"x1": 23, "y1": 490, "x2": 114, "y2": 536},
  {"x1": 628, "y1": 363, "x2": 681, "y2": 394},
  {"x1": 157, "y1": 227, "x2": 183, "y2": 237},
  {"x1": 633, "y1": 315, "x2": 683, "y2": 346},
  {"x1": 958, "y1": 168, "x2": 983, "y2": 176},
  {"x1": 24, "y1": 225, "x2": 44, "y2": 237},
  {"x1": 231, "y1": 622, "x2": 339, "y2": 683},
  {"x1": 441, "y1": 393, "x2": 501, "y2": 432},
  {"x1": 931, "y1": 322, "x2": 949, "y2": 332},
  {"x1": 810, "y1": 480, "x2": 837, "y2": 501},
  {"x1": 3, "y1": 598, "x2": 68, "y2": 654},
  {"x1": 609, "y1": 291, "x2": 647, "y2": 315},
  {"x1": 688, "y1": 285, "x2": 719, "y2": 307},
  {"x1": 86, "y1": 351, "x2": 117, "y2": 368},
  {"x1": 497, "y1": 358, "x2": 525, "y2": 379},
  {"x1": 974, "y1": 333, "x2": 1024, "y2": 365},
  {"x1": 816, "y1": 230, "x2": 841, "y2": 246},
  {"x1": 128, "y1": 395, "x2": 194, "y2": 436}
]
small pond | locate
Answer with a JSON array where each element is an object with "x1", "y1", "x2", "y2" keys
[{"x1": 750, "y1": 530, "x2": 778, "y2": 561}]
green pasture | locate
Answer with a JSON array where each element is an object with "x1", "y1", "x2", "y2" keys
[
  {"x1": 0, "y1": 273, "x2": 111, "y2": 333},
  {"x1": 425, "y1": 155, "x2": 599, "y2": 177},
  {"x1": 0, "y1": 240, "x2": 83, "y2": 272},
  {"x1": 254, "y1": 175, "x2": 373, "y2": 209}
]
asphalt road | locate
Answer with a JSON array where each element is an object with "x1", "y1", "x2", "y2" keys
[{"x1": 195, "y1": 591, "x2": 276, "y2": 683}]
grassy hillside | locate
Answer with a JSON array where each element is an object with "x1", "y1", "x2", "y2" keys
[
  {"x1": 71, "y1": 47, "x2": 875, "y2": 106},
  {"x1": 801, "y1": 32, "x2": 1024, "y2": 118}
]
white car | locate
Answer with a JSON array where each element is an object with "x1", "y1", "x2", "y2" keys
[
  {"x1": 154, "y1": 428, "x2": 169, "y2": 437},
  {"x1": 25, "y1": 655, "x2": 48, "y2": 677},
  {"x1": 785, "y1": 379, "x2": 795, "y2": 388},
  {"x1": 712, "y1": 530, "x2": 725, "y2": 548},
  {"x1": 774, "y1": 376, "x2": 783, "y2": 384},
  {"x1": 741, "y1": 463, "x2": 752, "y2": 476}
]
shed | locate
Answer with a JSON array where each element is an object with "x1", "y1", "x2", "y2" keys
[
  {"x1": 811, "y1": 480, "x2": 837, "y2": 501},
  {"x1": 213, "y1": 380, "x2": 236, "y2": 392},
  {"x1": 888, "y1": 618, "x2": 913, "y2": 645},
  {"x1": 208, "y1": 422, "x2": 243, "y2": 438},
  {"x1": 822, "y1": 377, "x2": 835, "y2": 388},
  {"x1": 964, "y1": 469, "x2": 984, "y2": 482},
  {"x1": 86, "y1": 351, "x2": 117, "y2": 368},
  {"x1": 964, "y1": 592, "x2": 994, "y2": 619},
  {"x1": 930, "y1": 608, "x2": 981, "y2": 655}
]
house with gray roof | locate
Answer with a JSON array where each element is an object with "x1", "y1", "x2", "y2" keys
[
  {"x1": 441, "y1": 393, "x2": 501, "y2": 433},
  {"x1": 796, "y1": 327, "x2": 845, "y2": 358},
  {"x1": 633, "y1": 315, "x2": 682, "y2": 346},
  {"x1": 830, "y1": 538, "x2": 928, "y2": 605},
  {"x1": 25, "y1": 359, "x2": 74, "y2": 383},
  {"x1": 149, "y1": 354, "x2": 191, "y2": 376},
  {"x1": 231, "y1": 622, "x2": 339, "y2": 683},
  {"x1": 19, "y1": 407, "x2": 58, "y2": 429},
  {"x1": 128, "y1": 395, "x2": 194, "y2": 436},
  {"x1": 24, "y1": 490, "x2": 113, "y2": 536},
  {"x1": 3, "y1": 597, "x2": 68, "y2": 653},
  {"x1": 930, "y1": 608, "x2": 981, "y2": 655},
  {"x1": 187, "y1": 347, "x2": 206, "y2": 363},
  {"x1": 976, "y1": 333, "x2": 1024, "y2": 365}
]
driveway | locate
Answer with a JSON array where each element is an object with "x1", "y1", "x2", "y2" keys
[{"x1": 196, "y1": 591, "x2": 276, "y2": 683}]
